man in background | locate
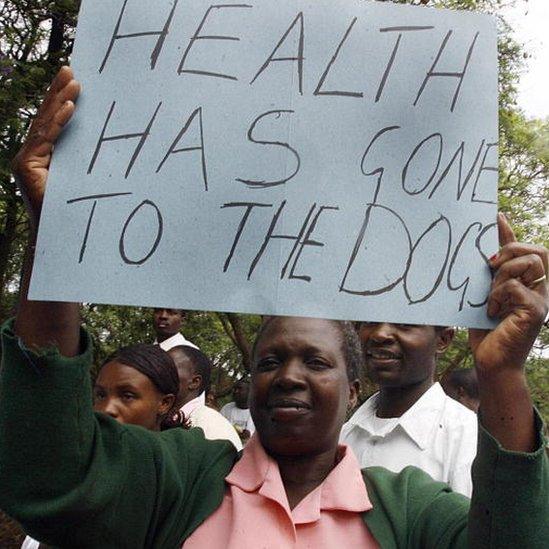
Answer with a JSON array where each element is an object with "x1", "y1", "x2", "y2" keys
[
  {"x1": 441, "y1": 368, "x2": 480, "y2": 413},
  {"x1": 220, "y1": 378, "x2": 255, "y2": 441},
  {"x1": 341, "y1": 322, "x2": 477, "y2": 497},
  {"x1": 169, "y1": 345, "x2": 242, "y2": 450},
  {"x1": 153, "y1": 308, "x2": 198, "y2": 351}
]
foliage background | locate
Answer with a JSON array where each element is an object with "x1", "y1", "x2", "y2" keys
[{"x1": 0, "y1": 0, "x2": 547, "y2": 543}]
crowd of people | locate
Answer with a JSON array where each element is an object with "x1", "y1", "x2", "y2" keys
[{"x1": 0, "y1": 66, "x2": 548, "y2": 548}]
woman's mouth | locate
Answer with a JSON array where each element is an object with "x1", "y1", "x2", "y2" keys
[{"x1": 267, "y1": 398, "x2": 311, "y2": 422}]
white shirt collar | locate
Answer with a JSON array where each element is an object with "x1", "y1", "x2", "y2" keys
[
  {"x1": 155, "y1": 332, "x2": 198, "y2": 351},
  {"x1": 347, "y1": 383, "x2": 447, "y2": 450},
  {"x1": 181, "y1": 391, "x2": 206, "y2": 418}
]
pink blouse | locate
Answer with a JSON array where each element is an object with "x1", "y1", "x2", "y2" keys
[{"x1": 184, "y1": 434, "x2": 379, "y2": 548}]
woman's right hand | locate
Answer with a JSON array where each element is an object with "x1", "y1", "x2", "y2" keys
[{"x1": 11, "y1": 66, "x2": 80, "y2": 228}]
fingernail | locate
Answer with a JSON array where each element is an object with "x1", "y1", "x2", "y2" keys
[{"x1": 489, "y1": 253, "x2": 498, "y2": 263}]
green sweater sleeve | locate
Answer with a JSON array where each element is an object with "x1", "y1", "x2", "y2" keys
[
  {"x1": 361, "y1": 412, "x2": 548, "y2": 549},
  {"x1": 0, "y1": 322, "x2": 237, "y2": 549}
]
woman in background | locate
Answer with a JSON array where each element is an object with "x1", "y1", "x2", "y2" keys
[
  {"x1": 21, "y1": 343, "x2": 184, "y2": 549},
  {"x1": 93, "y1": 343, "x2": 184, "y2": 431}
]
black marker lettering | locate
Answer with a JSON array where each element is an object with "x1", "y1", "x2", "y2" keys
[
  {"x1": 413, "y1": 30, "x2": 479, "y2": 112},
  {"x1": 313, "y1": 17, "x2": 362, "y2": 98},
  {"x1": 99, "y1": 0, "x2": 179, "y2": 73},
  {"x1": 66, "y1": 192, "x2": 133, "y2": 263},
  {"x1": 220, "y1": 202, "x2": 272, "y2": 271},
  {"x1": 471, "y1": 142, "x2": 497, "y2": 204},
  {"x1": 248, "y1": 201, "x2": 319, "y2": 280},
  {"x1": 401, "y1": 133, "x2": 443, "y2": 196},
  {"x1": 178, "y1": 4, "x2": 252, "y2": 80},
  {"x1": 360, "y1": 125, "x2": 400, "y2": 203},
  {"x1": 403, "y1": 215, "x2": 452, "y2": 304},
  {"x1": 248, "y1": 200, "x2": 287, "y2": 279},
  {"x1": 236, "y1": 109, "x2": 300, "y2": 188},
  {"x1": 278, "y1": 203, "x2": 318, "y2": 280},
  {"x1": 446, "y1": 221, "x2": 482, "y2": 311},
  {"x1": 468, "y1": 222, "x2": 497, "y2": 308},
  {"x1": 156, "y1": 107, "x2": 209, "y2": 191},
  {"x1": 375, "y1": 26, "x2": 434, "y2": 102},
  {"x1": 286, "y1": 205, "x2": 339, "y2": 282},
  {"x1": 340, "y1": 203, "x2": 412, "y2": 295},
  {"x1": 250, "y1": 12, "x2": 305, "y2": 94},
  {"x1": 87, "y1": 101, "x2": 162, "y2": 178},
  {"x1": 119, "y1": 200, "x2": 163, "y2": 265},
  {"x1": 427, "y1": 139, "x2": 485, "y2": 200}
]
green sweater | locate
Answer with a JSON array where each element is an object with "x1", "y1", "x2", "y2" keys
[{"x1": 0, "y1": 324, "x2": 547, "y2": 548}]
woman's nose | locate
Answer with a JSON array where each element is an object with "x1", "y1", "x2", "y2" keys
[
  {"x1": 102, "y1": 399, "x2": 119, "y2": 418},
  {"x1": 273, "y1": 360, "x2": 307, "y2": 390}
]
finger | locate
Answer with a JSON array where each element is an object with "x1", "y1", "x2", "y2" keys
[
  {"x1": 490, "y1": 241, "x2": 549, "y2": 274},
  {"x1": 19, "y1": 101, "x2": 76, "y2": 164},
  {"x1": 24, "y1": 81, "x2": 80, "y2": 154},
  {"x1": 497, "y1": 212, "x2": 517, "y2": 247},
  {"x1": 36, "y1": 66, "x2": 75, "y2": 116},
  {"x1": 487, "y1": 277, "x2": 547, "y2": 320},
  {"x1": 44, "y1": 100, "x2": 76, "y2": 144},
  {"x1": 30, "y1": 79, "x2": 80, "y2": 151},
  {"x1": 34, "y1": 78, "x2": 81, "y2": 129},
  {"x1": 491, "y1": 253, "x2": 546, "y2": 291}
]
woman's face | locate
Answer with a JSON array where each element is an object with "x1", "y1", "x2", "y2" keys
[
  {"x1": 93, "y1": 361, "x2": 173, "y2": 431},
  {"x1": 250, "y1": 317, "x2": 358, "y2": 458}
]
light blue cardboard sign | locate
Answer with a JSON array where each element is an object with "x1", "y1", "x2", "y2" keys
[{"x1": 30, "y1": 0, "x2": 498, "y2": 328}]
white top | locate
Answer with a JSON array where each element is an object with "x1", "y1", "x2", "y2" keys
[
  {"x1": 156, "y1": 332, "x2": 198, "y2": 351},
  {"x1": 340, "y1": 382, "x2": 478, "y2": 497},
  {"x1": 21, "y1": 537, "x2": 39, "y2": 549},
  {"x1": 220, "y1": 402, "x2": 255, "y2": 434},
  {"x1": 182, "y1": 394, "x2": 242, "y2": 451}
]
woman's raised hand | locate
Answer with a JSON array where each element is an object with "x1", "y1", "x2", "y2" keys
[
  {"x1": 469, "y1": 213, "x2": 548, "y2": 451},
  {"x1": 12, "y1": 66, "x2": 80, "y2": 226},
  {"x1": 469, "y1": 213, "x2": 548, "y2": 374}
]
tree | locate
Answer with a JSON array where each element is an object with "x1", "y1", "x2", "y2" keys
[
  {"x1": 0, "y1": 0, "x2": 80, "y2": 319},
  {"x1": 0, "y1": 0, "x2": 546, "y2": 404},
  {"x1": 0, "y1": 0, "x2": 546, "y2": 542}
]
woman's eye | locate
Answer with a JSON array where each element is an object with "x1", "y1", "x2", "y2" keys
[
  {"x1": 122, "y1": 392, "x2": 137, "y2": 401},
  {"x1": 93, "y1": 390, "x2": 105, "y2": 401}
]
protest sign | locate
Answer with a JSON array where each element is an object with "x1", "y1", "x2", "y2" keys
[{"x1": 30, "y1": 0, "x2": 498, "y2": 328}]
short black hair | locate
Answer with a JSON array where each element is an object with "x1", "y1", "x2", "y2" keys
[
  {"x1": 444, "y1": 368, "x2": 479, "y2": 399},
  {"x1": 170, "y1": 345, "x2": 212, "y2": 395},
  {"x1": 252, "y1": 317, "x2": 362, "y2": 382}
]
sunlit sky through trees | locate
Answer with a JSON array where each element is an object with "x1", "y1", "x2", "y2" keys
[{"x1": 503, "y1": 0, "x2": 549, "y2": 119}]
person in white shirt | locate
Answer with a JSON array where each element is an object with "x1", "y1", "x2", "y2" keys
[
  {"x1": 220, "y1": 378, "x2": 255, "y2": 439},
  {"x1": 341, "y1": 322, "x2": 477, "y2": 497},
  {"x1": 441, "y1": 368, "x2": 480, "y2": 413},
  {"x1": 169, "y1": 345, "x2": 242, "y2": 451},
  {"x1": 153, "y1": 308, "x2": 198, "y2": 351}
]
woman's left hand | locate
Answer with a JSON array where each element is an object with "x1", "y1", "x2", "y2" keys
[{"x1": 469, "y1": 213, "x2": 548, "y2": 375}]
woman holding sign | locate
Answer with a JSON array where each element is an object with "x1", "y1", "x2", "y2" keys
[{"x1": 1, "y1": 67, "x2": 548, "y2": 548}]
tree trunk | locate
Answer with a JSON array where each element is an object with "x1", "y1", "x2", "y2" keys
[
  {"x1": 226, "y1": 313, "x2": 253, "y2": 370},
  {"x1": 216, "y1": 313, "x2": 253, "y2": 371},
  {"x1": 0, "y1": 198, "x2": 19, "y2": 320}
]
